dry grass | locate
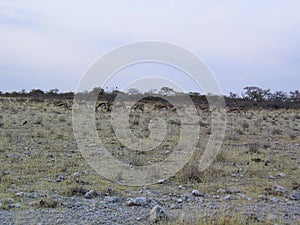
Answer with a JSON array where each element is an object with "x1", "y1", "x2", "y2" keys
[{"x1": 0, "y1": 99, "x2": 299, "y2": 223}]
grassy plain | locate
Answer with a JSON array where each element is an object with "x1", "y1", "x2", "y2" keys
[{"x1": 0, "y1": 98, "x2": 299, "y2": 224}]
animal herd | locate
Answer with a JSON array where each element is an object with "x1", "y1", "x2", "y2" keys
[{"x1": 53, "y1": 100, "x2": 247, "y2": 115}]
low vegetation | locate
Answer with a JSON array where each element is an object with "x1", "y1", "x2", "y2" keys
[{"x1": 0, "y1": 87, "x2": 299, "y2": 224}]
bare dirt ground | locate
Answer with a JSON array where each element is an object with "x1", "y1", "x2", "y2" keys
[{"x1": 0, "y1": 98, "x2": 299, "y2": 224}]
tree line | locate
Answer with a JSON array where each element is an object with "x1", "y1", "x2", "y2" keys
[{"x1": 0, "y1": 86, "x2": 299, "y2": 109}]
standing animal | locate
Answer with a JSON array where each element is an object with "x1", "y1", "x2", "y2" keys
[
  {"x1": 132, "y1": 102, "x2": 144, "y2": 112},
  {"x1": 53, "y1": 101, "x2": 71, "y2": 111},
  {"x1": 227, "y1": 107, "x2": 247, "y2": 114},
  {"x1": 153, "y1": 102, "x2": 176, "y2": 111},
  {"x1": 95, "y1": 101, "x2": 112, "y2": 112}
]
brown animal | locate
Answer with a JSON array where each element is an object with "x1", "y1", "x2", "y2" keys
[
  {"x1": 227, "y1": 107, "x2": 247, "y2": 114},
  {"x1": 132, "y1": 102, "x2": 144, "y2": 112},
  {"x1": 196, "y1": 104, "x2": 209, "y2": 111},
  {"x1": 197, "y1": 104, "x2": 219, "y2": 115},
  {"x1": 153, "y1": 102, "x2": 176, "y2": 111},
  {"x1": 53, "y1": 101, "x2": 70, "y2": 111},
  {"x1": 95, "y1": 101, "x2": 112, "y2": 112}
]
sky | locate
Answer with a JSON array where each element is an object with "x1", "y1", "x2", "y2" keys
[{"x1": 0, "y1": 0, "x2": 299, "y2": 95}]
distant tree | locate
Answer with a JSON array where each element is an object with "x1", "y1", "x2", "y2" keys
[
  {"x1": 229, "y1": 92, "x2": 239, "y2": 98},
  {"x1": 242, "y1": 86, "x2": 270, "y2": 101},
  {"x1": 145, "y1": 89, "x2": 157, "y2": 95},
  {"x1": 127, "y1": 88, "x2": 140, "y2": 95},
  {"x1": 270, "y1": 91, "x2": 288, "y2": 102},
  {"x1": 19, "y1": 89, "x2": 27, "y2": 95},
  {"x1": 11, "y1": 91, "x2": 18, "y2": 97},
  {"x1": 63, "y1": 91, "x2": 75, "y2": 99},
  {"x1": 90, "y1": 87, "x2": 104, "y2": 99},
  {"x1": 29, "y1": 89, "x2": 44, "y2": 97},
  {"x1": 160, "y1": 87, "x2": 174, "y2": 95},
  {"x1": 289, "y1": 90, "x2": 300, "y2": 102},
  {"x1": 46, "y1": 89, "x2": 59, "y2": 98},
  {"x1": 189, "y1": 92, "x2": 200, "y2": 97},
  {"x1": 48, "y1": 88, "x2": 59, "y2": 94}
]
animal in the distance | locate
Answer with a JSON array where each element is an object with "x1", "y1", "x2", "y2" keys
[
  {"x1": 196, "y1": 104, "x2": 209, "y2": 112},
  {"x1": 132, "y1": 102, "x2": 144, "y2": 112},
  {"x1": 95, "y1": 101, "x2": 112, "y2": 112},
  {"x1": 227, "y1": 106, "x2": 247, "y2": 114},
  {"x1": 153, "y1": 102, "x2": 176, "y2": 111},
  {"x1": 53, "y1": 101, "x2": 71, "y2": 111},
  {"x1": 196, "y1": 104, "x2": 218, "y2": 114}
]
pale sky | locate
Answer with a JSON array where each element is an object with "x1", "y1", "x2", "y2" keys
[{"x1": 0, "y1": 1, "x2": 299, "y2": 95}]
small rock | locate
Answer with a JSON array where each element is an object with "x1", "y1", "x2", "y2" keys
[
  {"x1": 158, "y1": 179, "x2": 165, "y2": 184},
  {"x1": 264, "y1": 159, "x2": 271, "y2": 166},
  {"x1": 181, "y1": 212, "x2": 186, "y2": 223},
  {"x1": 237, "y1": 193, "x2": 245, "y2": 198},
  {"x1": 217, "y1": 189, "x2": 227, "y2": 194},
  {"x1": 127, "y1": 197, "x2": 148, "y2": 206},
  {"x1": 278, "y1": 173, "x2": 286, "y2": 177},
  {"x1": 149, "y1": 205, "x2": 168, "y2": 222},
  {"x1": 259, "y1": 195, "x2": 268, "y2": 201},
  {"x1": 270, "y1": 197, "x2": 280, "y2": 203},
  {"x1": 222, "y1": 195, "x2": 235, "y2": 201},
  {"x1": 170, "y1": 203, "x2": 182, "y2": 209},
  {"x1": 192, "y1": 190, "x2": 204, "y2": 197},
  {"x1": 267, "y1": 213, "x2": 278, "y2": 222},
  {"x1": 84, "y1": 190, "x2": 98, "y2": 199},
  {"x1": 8, "y1": 204, "x2": 15, "y2": 208},
  {"x1": 183, "y1": 194, "x2": 189, "y2": 201},
  {"x1": 228, "y1": 186, "x2": 240, "y2": 194},
  {"x1": 15, "y1": 192, "x2": 24, "y2": 197},
  {"x1": 194, "y1": 197, "x2": 204, "y2": 203},
  {"x1": 104, "y1": 196, "x2": 119, "y2": 203},
  {"x1": 177, "y1": 198, "x2": 183, "y2": 203},
  {"x1": 98, "y1": 203, "x2": 108, "y2": 209},
  {"x1": 251, "y1": 158, "x2": 262, "y2": 163},
  {"x1": 290, "y1": 192, "x2": 300, "y2": 201},
  {"x1": 178, "y1": 185, "x2": 186, "y2": 190},
  {"x1": 72, "y1": 172, "x2": 80, "y2": 177},
  {"x1": 87, "y1": 143, "x2": 97, "y2": 147},
  {"x1": 14, "y1": 203, "x2": 21, "y2": 208},
  {"x1": 28, "y1": 202, "x2": 36, "y2": 206},
  {"x1": 107, "y1": 187, "x2": 113, "y2": 195},
  {"x1": 274, "y1": 185, "x2": 286, "y2": 195},
  {"x1": 5, "y1": 198, "x2": 14, "y2": 204},
  {"x1": 269, "y1": 175, "x2": 276, "y2": 179},
  {"x1": 231, "y1": 173, "x2": 237, "y2": 177},
  {"x1": 57, "y1": 174, "x2": 64, "y2": 179}
]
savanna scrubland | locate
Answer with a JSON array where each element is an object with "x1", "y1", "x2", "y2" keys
[{"x1": 0, "y1": 87, "x2": 299, "y2": 224}]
